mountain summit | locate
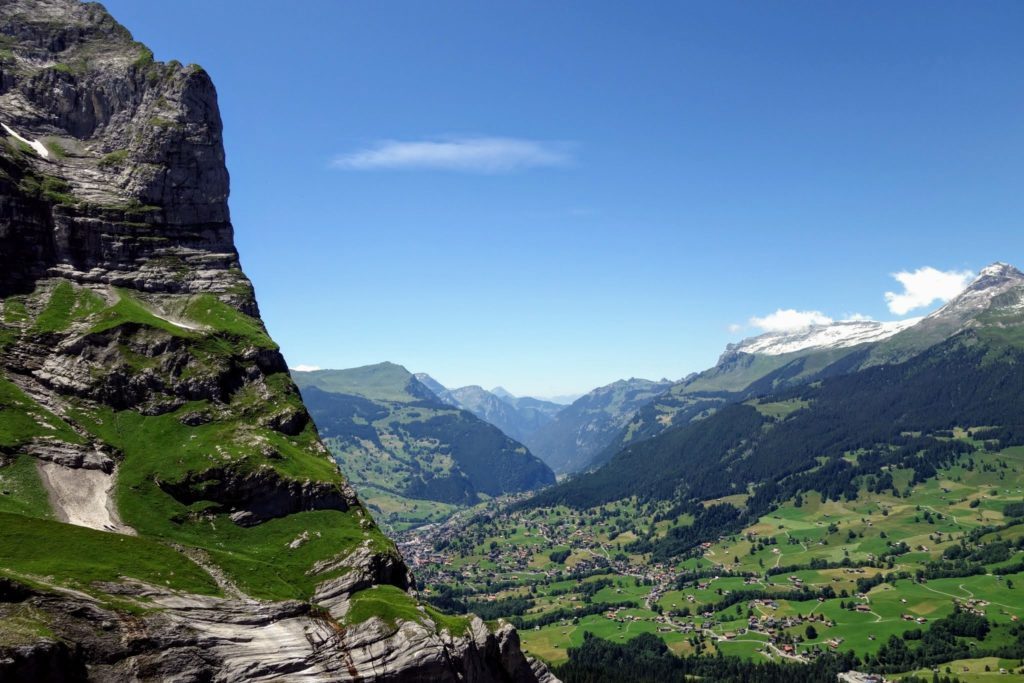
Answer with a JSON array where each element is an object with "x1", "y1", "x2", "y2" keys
[
  {"x1": 725, "y1": 262, "x2": 1023, "y2": 360},
  {"x1": 924, "y1": 261, "x2": 1024, "y2": 324}
]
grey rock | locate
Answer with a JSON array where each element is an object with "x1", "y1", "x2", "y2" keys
[{"x1": 23, "y1": 436, "x2": 114, "y2": 471}]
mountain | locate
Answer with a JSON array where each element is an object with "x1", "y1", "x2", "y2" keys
[
  {"x1": 417, "y1": 375, "x2": 679, "y2": 476},
  {"x1": 526, "y1": 378, "x2": 674, "y2": 474},
  {"x1": 449, "y1": 385, "x2": 527, "y2": 435},
  {"x1": 414, "y1": 263, "x2": 1024, "y2": 679},
  {"x1": 0, "y1": 4, "x2": 553, "y2": 681},
  {"x1": 495, "y1": 392, "x2": 565, "y2": 431},
  {"x1": 601, "y1": 263, "x2": 1024, "y2": 462},
  {"x1": 415, "y1": 375, "x2": 564, "y2": 448},
  {"x1": 529, "y1": 262, "x2": 1024, "y2": 555},
  {"x1": 304, "y1": 361, "x2": 437, "y2": 402},
  {"x1": 414, "y1": 371, "x2": 456, "y2": 404},
  {"x1": 597, "y1": 339, "x2": 882, "y2": 463},
  {"x1": 867, "y1": 261, "x2": 1024, "y2": 362},
  {"x1": 491, "y1": 386, "x2": 517, "y2": 401},
  {"x1": 729, "y1": 318, "x2": 921, "y2": 357},
  {"x1": 294, "y1": 364, "x2": 555, "y2": 516}
]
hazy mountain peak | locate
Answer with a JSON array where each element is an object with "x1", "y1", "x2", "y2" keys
[
  {"x1": 491, "y1": 386, "x2": 516, "y2": 401},
  {"x1": 412, "y1": 372, "x2": 451, "y2": 399}
]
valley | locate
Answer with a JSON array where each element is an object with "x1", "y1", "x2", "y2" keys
[
  {"x1": 308, "y1": 265, "x2": 1024, "y2": 682},
  {"x1": 402, "y1": 438, "x2": 1024, "y2": 679},
  {"x1": 0, "y1": 2, "x2": 1019, "y2": 682},
  {"x1": 293, "y1": 363, "x2": 555, "y2": 531}
]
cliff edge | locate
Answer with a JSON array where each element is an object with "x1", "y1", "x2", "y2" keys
[{"x1": 0, "y1": 2, "x2": 557, "y2": 680}]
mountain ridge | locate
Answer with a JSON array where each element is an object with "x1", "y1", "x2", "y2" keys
[
  {"x1": 597, "y1": 262, "x2": 1024, "y2": 463},
  {"x1": 533, "y1": 262, "x2": 1024, "y2": 507},
  {"x1": 526, "y1": 377, "x2": 674, "y2": 474},
  {"x1": 414, "y1": 373, "x2": 564, "y2": 449},
  {"x1": 294, "y1": 363, "x2": 555, "y2": 513}
]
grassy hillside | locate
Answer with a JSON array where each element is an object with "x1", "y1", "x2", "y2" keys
[
  {"x1": 0, "y1": 281, "x2": 395, "y2": 604},
  {"x1": 293, "y1": 363, "x2": 555, "y2": 531},
  {"x1": 296, "y1": 362, "x2": 431, "y2": 402}
]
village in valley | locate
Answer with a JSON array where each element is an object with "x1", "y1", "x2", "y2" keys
[{"x1": 396, "y1": 443, "x2": 1024, "y2": 681}]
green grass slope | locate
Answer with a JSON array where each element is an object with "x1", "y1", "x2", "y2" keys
[
  {"x1": 0, "y1": 280, "x2": 394, "y2": 604},
  {"x1": 294, "y1": 363, "x2": 555, "y2": 530}
]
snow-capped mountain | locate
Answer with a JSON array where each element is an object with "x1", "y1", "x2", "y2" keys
[
  {"x1": 732, "y1": 318, "x2": 922, "y2": 356},
  {"x1": 924, "y1": 262, "x2": 1024, "y2": 324},
  {"x1": 730, "y1": 262, "x2": 1024, "y2": 358}
]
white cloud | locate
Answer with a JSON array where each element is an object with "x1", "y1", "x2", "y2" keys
[
  {"x1": 749, "y1": 309, "x2": 833, "y2": 333},
  {"x1": 331, "y1": 136, "x2": 572, "y2": 173},
  {"x1": 884, "y1": 267, "x2": 974, "y2": 315},
  {"x1": 727, "y1": 323, "x2": 744, "y2": 334},
  {"x1": 290, "y1": 364, "x2": 321, "y2": 372},
  {"x1": 842, "y1": 313, "x2": 873, "y2": 322}
]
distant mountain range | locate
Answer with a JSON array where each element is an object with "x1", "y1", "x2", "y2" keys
[
  {"x1": 292, "y1": 364, "x2": 555, "y2": 519},
  {"x1": 413, "y1": 375, "x2": 564, "y2": 447},
  {"x1": 306, "y1": 264, "x2": 1024, "y2": 493},
  {"x1": 413, "y1": 374, "x2": 673, "y2": 476},
  {"x1": 598, "y1": 262, "x2": 1024, "y2": 464},
  {"x1": 530, "y1": 263, "x2": 1024, "y2": 540},
  {"x1": 527, "y1": 378, "x2": 675, "y2": 474}
]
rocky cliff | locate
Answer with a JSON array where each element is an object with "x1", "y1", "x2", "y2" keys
[{"x1": 0, "y1": 2, "x2": 557, "y2": 681}]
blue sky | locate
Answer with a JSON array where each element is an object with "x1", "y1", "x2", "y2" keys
[{"x1": 103, "y1": 1, "x2": 1024, "y2": 398}]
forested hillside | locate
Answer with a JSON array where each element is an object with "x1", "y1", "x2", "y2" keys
[
  {"x1": 294, "y1": 364, "x2": 555, "y2": 529},
  {"x1": 529, "y1": 327, "x2": 1024, "y2": 559}
]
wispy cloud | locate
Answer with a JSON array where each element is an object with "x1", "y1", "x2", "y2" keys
[
  {"x1": 749, "y1": 309, "x2": 833, "y2": 333},
  {"x1": 884, "y1": 267, "x2": 973, "y2": 315},
  {"x1": 290, "y1": 364, "x2": 321, "y2": 372},
  {"x1": 331, "y1": 136, "x2": 572, "y2": 173}
]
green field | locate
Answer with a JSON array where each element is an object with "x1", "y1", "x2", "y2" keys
[{"x1": 408, "y1": 441, "x2": 1024, "y2": 676}]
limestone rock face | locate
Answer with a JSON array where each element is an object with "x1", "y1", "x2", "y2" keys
[
  {"x1": 0, "y1": 0, "x2": 239, "y2": 298},
  {"x1": 0, "y1": 2, "x2": 558, "y2": 681}
]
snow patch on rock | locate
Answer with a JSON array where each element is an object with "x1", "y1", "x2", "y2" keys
[{"x1": 2, "y1": 122, "x2": 50, "y2": 158}]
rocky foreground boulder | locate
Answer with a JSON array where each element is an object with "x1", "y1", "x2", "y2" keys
[{"x1": 0, "y1": 1, "x2": 558, "y2": 680}]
